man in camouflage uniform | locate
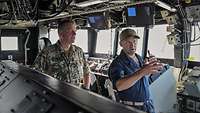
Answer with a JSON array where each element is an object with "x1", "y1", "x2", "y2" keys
[{"x1": 33, "y1": 19, "x2": 91, "y2": 89}]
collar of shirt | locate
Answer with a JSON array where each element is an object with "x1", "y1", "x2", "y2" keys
[
  {"x1": 119, "y1": 50, "x2": 142, "y2": 67},
  {"x1": 56, "y1": 41, "x2": 76, "y2": 56}
]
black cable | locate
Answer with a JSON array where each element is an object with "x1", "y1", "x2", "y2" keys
[
  {"x1": 10, "y1": 0, "x2": 17, "y2": 21},
  {"x1": 24, "y1": 0, "x2": 38, "y2": 20},
  {"x1": 31, "y1": 0, "x2": 38, "y2": 13},
  {"x1": 0, "y1": 12, "x2": 9, "y2": 17},
  {"x1": 14, "y1": 0, "x2": 20, "y2": 16},
  {"x1": 197, "y1": 22, "x2": 200, "y2": 31},
  {"x1": 0, "y1": 19, "x2": 11, "y2": 25},
  {"x1": 15, "y1": 0, "x2": 36, "y2": 21},
  {"x1": 191, "y1": 43, "x2": 200, "y2": 46},
  {"x1": 191, "y1": 35, "x2": 200, "y2": 42},
  {"x1": 15, "y1": 0, "x2": 28, "y2": 20},
  {"x1": 176, "y1": 0, "x2": 191, "y2": 81},
  {"x1": 14, "y1": 0, "x2": 26, "y2": 19},
  {"x1": 40, "y1": 0, "x2": 72, "y2": 19},
  {"x1": 178, "y1": 60, "x2": 188, "y2": 81},
  {"x1": 26, "y1": 0, "x2": 38, "y2": 20},
  {"x1": 0, "y1": 14, "x2": 12, "y2": 25},
  {"x1": 21, "y1": 0, "x2": 32, "y2": 20},
  {"x1": 191, "y1": 23, "x2": 200, "y2": 42},
  {"x1": 192, "y1": 23, "x2": 196, "y2": 41}
]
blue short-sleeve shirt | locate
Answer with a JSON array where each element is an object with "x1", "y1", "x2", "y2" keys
[{"x1": 109, "y1": 50, "x2": 150, "y2": 102}]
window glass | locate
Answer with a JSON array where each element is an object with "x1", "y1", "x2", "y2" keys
[
  {"x1": 96, "y1": 29, "x2": 115, "y2": 54},
  {"x1": 190, "y1": 23, "x2": 200, "y2": 61},
  {"x1": 148, "y1": 24, "x2": 174, "y2": 59},
  {"x1": 49, "y1": 29, "x2": 59, "y2": 44},
  {"x1": 74, "y1": 30, "x2": 88, "y2": 52},
  {"x1": 49, "y1": 29, "x2": 88, "y2": 52},
  {"x1": 1, "y1": 36, "x2": 18, "y2": 51},
  {"x1": 117, "y1": 27, "x2": 144, "y2": 56}
]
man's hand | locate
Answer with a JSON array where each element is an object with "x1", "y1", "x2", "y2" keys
[
  {"x1": 141, "y1": 60, "x2": 164, "y2": 76},
  {"x1": 142, "y1": 50, "x2": 163, "y2": 75},
  {"x1": 144, "y1": 56, "x2": 158, "y2": 65},
  {"x1": 83, "y1": 74, "x2": 91, "y2": 90}
]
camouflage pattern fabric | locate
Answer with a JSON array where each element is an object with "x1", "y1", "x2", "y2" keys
[{"x1": 33, "y1": 41, "x2": 90, "y2": 86}]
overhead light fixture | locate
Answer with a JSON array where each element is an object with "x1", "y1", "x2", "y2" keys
[
  {"x1": 154, "y1": 0, "x2": 176, "y2": 12},
  {"x1": 75, "y1": 0, "x2": 109, "y2": 7}
]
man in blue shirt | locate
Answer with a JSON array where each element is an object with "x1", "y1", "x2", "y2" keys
[{"x1": 109, "y1": 29, "x2": 163, "y2": 113}]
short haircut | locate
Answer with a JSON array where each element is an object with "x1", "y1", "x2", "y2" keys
[
  {"x1": 58, "y1": 19, "x2": 75, "y2": 34},
  {"x1": 120, "y1": 29, "x2": 140, "y2": 41}
]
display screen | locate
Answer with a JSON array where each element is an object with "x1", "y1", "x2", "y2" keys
[
  {"x1": 88, "y1": 15, "x2": 107, "y2": 29},
  {"x1": 128, "y1": 7, "x2": 136, "y2": 16},
  {"x1": 127, "y1": 5, "x2": 154, "y2": 27}
]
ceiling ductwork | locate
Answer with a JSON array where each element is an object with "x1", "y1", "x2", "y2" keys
[
  {"x1": 74, "y1": 0, "x2": 109, "y2": 7},
  {"x1": 0, "y1": 0, "x2": 200, "y2": 28}
]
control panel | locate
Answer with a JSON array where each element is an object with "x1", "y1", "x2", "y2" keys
[
  {"x1": 88, "y1": 57, "x2": 112, "y2": 77},
  {"x1": 0, "y1": 63, "x2": 18, "y2": 91},
  {"x1": 177, "y1": 66, "x2": 200, "y2": 113},
  {"x1": 186, "y1": 5, "x2": 200, "y2": 22},
  {"x1": 0, "y1": 60, "x2": 143, "y2": 113}
]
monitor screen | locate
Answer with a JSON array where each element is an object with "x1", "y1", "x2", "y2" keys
[
  {"x1": 127, "y1": 5, "x2": 154, "y2": 27},
  {"x1": 128, "y1": 7, "x2": 136, "y2": 16},
  {"x1": 88, "y1": 15, "x2": 107, "y2": 29},
  {"x1": 1, "y1": 36, "x2": 18, "y2": 51}
]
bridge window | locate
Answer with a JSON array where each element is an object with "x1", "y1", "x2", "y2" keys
[
  {"x1": 148, "y1": 24, "x2": 174, "y2": 59},
  {"x1": 1, "y1": 36, "x2": 18, "y2": 51},
  {"x1": 190, "y1": 23, "x2": 200, "y2": 61},
  {"x1": 96, "y1": 29, "x2": 115, "y2": 55},
  {"x1": 49, "y1": 29, "x2": 59, "y2": 44},
  {"x1": 49, "y1": 29, "x2": 88, "y2": 52},
  {"x1": 74, "y1": 30, "x2": 88, "y2": 52}
]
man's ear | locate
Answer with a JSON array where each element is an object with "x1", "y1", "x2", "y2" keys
[
  {"x1": 119, "y1": 40, "x2": 125, "y2": 47},
  {"x1": 58, "y1": 32, "x2": 64, "y2": 39}
]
